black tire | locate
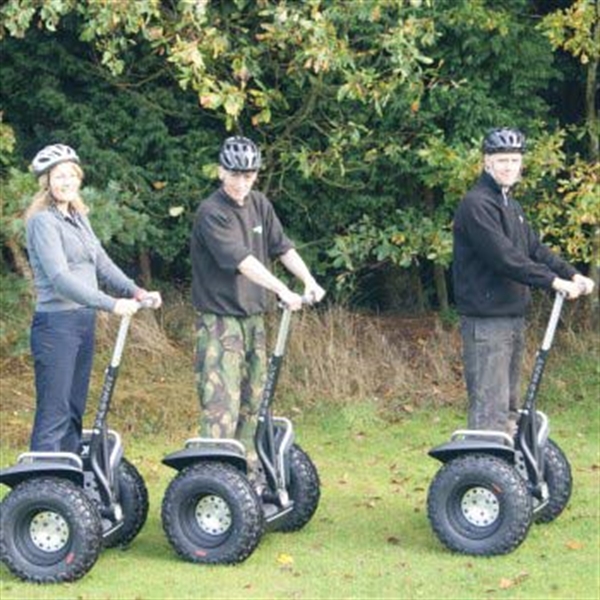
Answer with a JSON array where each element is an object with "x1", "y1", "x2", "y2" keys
[
  {"x1": 0, "y1": 477, "x2": 103, "y2": 583},
  {"x1": 534, "y1": 439, "x2": 572, "y2": 524},
  {"x1": 271, "y1": 444, "x2": 320, "y2": 532},
  {"x1": 103, "y1": 458, "x2": 149, "y2": 548},
  {"x1": 427, "y1": 454, "x2": 532, "y2": 556},
  {"x1": 161, "y1": 462, "x2": 264, "y2": 564}
]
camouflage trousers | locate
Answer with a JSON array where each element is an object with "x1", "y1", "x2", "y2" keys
[{"x1": 194, "y1": 312, "x2": 267, "y2": 467}]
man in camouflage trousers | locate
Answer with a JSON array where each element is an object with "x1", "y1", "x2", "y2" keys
[{"x1": 191, "y1": 136, "x2": 325, "y2": 477}]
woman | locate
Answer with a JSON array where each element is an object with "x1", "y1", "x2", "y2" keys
[{"x1": 25, "y1": 143, "x2": 161, "y2": 453}]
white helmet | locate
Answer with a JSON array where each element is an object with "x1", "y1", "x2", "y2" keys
[{"x1": 31, "y1": 144, "x2": 80, "y2": 176}]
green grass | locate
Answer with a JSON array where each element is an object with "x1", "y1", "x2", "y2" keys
[{"x1": 1, "y1": 346, "x2": 598, "y2": 599}]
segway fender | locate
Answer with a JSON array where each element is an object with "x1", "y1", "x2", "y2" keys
[
  {"x1": 429, "y1": 439, "x2": 516, "y2": 464},
  {"x1": 0, "y1": 459, "x2": 84, "y2": 488},
  {"x1": 162, "y1": 445, "x2": 247, "y2": 473}
]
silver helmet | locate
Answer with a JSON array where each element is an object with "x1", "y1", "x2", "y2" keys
[
  {"x1": 219, "y1": 136, "x2": 261, "y2": 171},
  {"x1": 482, "y1": 128, "x2": 525, "y2": 154},
  {"x1": 31, "y1": 144, "x2": 80, "y2": 176}
]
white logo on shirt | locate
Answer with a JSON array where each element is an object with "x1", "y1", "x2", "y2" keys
[{"x1": 253, "y1": 225, "x2": 263, "y2": 235}]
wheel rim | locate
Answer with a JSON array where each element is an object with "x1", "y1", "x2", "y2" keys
[
  {"x1": 194, "y1": 495, "x2": 232, "y2": 535},
  {"x1": 460, "y1": 486, "x2": 500, "y2": 527},
  {"x1": 29, "y1": 510, "x2": 70, "y2": 552}
]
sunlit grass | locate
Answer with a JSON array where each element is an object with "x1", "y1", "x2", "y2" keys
[{"x1": 1, "y1": 388, "x2": 598, "y2": 599}]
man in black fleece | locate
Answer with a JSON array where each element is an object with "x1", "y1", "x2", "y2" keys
[{"x1": 452, "y1": 127, "x2": 594, "y2": 434}]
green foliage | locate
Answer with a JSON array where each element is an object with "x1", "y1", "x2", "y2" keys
[
  {"x1": 0, "y1": 268, "x2": 33, "y2": 358},
  {"x1": 532, "y1": 158, "x2": 600, "y2": 265},
  {"x1": 1, "y1": 27, "x2": 218, "y2": 274},
  {"x1": 416, "y1": 136, "x2": 482, "y2": 205},
  {"x1": 415, "y1": 0, "x2": 558, "y2": 141},
  {"x1": 328, "y1": 209, "x2": 452, "y2": 295},
  {"x1": 329, "y1": 125, "x2": 598, "y2": 299},
  {"x1": 539, "y1": 0, "x2": 600, "y2": 64},
  {"x1": 0, "y1": 168, "x2": 37, "y2": 248},
  {"x1": 0, "y1": 0, "x2": 597, "y2": 310},
  {"x1": 0, "y1": 115, "x2": 17, "y2": 169}
]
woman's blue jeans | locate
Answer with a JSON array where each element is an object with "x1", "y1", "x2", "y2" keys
[{"x1": 29, "y1": 308, "x2": 96, "y2": 453}]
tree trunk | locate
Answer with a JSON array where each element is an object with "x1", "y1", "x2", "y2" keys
[
  {"x1": 410, "y1": 264, "x2": 427, "y2": 314},
  {"x1": 585, "y1": 11, "x2": 599, "y2": 328},
  {"x1": 433, "y1": 263, "x2": 449, "y2": 313},
  {"x1": 585, "y1": 7, "x2": 599, "y2": 162},
  {"x1": 139, "y1": 248, "x2": 152, "y2": 288},
  {"x1": 6, "y1": 238, "x2": 33, "y2": 284},
  {"x1": 591, "y1": 226, "x2": 600, "y2": 332},
  {"x1": 422, "y1": 186, "x2": 449, "y2": 311}
]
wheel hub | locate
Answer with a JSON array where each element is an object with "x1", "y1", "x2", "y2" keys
[
  {"x1": 194, "y1": 495, "x2": 232, "y2": 535},
  {"x1": 29, "y1": 511, "x2": 70, "y2": 552},
  {"x1": 460, "y1": 486, "x2": 500, "y2": 527}
]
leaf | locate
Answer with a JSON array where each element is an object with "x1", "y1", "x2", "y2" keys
[
  {"x1": 277, "y1": 553, "x2": 294, "y2": 565},
  {"x1": 499, "y1": 572, "x2": 529, "y2": 589},
  {"x1": 169, "y1": 206, "x2": 184, "y2": 217},
  {"x1": 566, "y1": 540, "x2": 584, "y2": 550}
]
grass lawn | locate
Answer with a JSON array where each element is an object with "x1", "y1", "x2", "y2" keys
[{"x1": 1, "y1": 331, "x2": 598, "y2": 599}]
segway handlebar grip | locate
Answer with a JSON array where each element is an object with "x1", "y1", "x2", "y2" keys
[
  {"x1": 277, "y1": 294, "x2": 316, "y2": 311},
  {"x1": 137, "y1": 296, "x2": 161, "y2": 310}
]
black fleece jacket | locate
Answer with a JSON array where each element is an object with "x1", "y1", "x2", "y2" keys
[{"x1": 452, "y1": 172, "x2": 578, "y2": 317}]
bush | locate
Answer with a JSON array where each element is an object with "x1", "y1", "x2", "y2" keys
[{"x1": 0, "y1": 268, "x2": 33, "y2": 359}]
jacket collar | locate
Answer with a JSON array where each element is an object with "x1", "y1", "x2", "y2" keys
[{"x1": 480, "y1": 170, "x2": 504, "y2": 195}]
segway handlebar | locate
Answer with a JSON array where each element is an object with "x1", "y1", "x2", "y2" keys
[
  {"x1": 541, "y1": 291, "x2": 565, "y2": 352},
  {"x1": 274, "y1": 294, "x2": 315, "y2": 357},
  {"x1": 110, "y1": 297, "x2": 161, "y2": 368}
]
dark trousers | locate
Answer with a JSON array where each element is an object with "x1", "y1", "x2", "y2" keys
[
  {"x1": 460, "y1": 315, "x2": 525, "y2": 433},
  {"x1": 30, "y1": 308, "x2": 96, "y2": 453}
]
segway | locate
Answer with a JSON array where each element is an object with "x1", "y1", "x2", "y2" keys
[
  {"x1": 0, "y1": 299, "x2": 158, "y2": 583},
  {"x1": 427, "y1": 291, "x2": 573, "y2": 556},
  {"x1": 161, "y1": 300, "x2": 320, "y2": 564}
]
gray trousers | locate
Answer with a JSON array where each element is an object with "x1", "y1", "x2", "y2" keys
[{"x1": 460, "y1": 315, "x2": 526, "y2": 432}]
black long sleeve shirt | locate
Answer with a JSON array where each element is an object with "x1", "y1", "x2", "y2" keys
[{"x1": 452, "y1": 172, "x2": 578, "y2": 317}]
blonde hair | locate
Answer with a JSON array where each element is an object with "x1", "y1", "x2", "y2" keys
[{"x1": 25, "y1": 162, "x2": 89, "y2": 221}]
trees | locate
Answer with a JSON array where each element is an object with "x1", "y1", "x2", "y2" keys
[
  {"x1": 0, "y1": 0, "x2": 596, "y2": 318},
  {"x1": 539, "y1": 0, "x2": 599, "y2": 323}
]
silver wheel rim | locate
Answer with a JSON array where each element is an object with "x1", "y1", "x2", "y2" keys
[
  {"x1": 29, "y1": 511, "x2": 70, "y2": 552},
  {"x1": 195, "y1": 495, "x2": 232, "y2": 535},
  {"x1": 461, "y1": 486, "x2": 500, "y2": 526}
]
